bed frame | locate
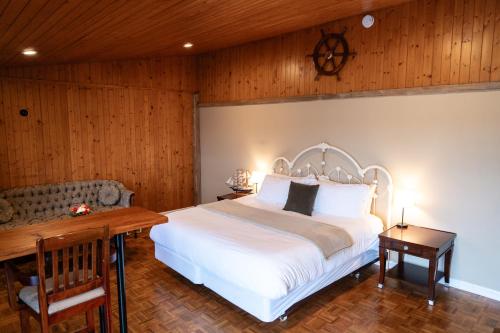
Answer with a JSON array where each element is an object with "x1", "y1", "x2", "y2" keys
[
  {"x1": 272, "y1": 142, "x2": 393, "y2": 230},
  {"x1": 154, "y1": 142, "x2": 394, "y2": 323}
]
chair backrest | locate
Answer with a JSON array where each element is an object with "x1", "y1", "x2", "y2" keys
[{"x1": 35, "y1": 226, "x2": 110, "y2": 316}]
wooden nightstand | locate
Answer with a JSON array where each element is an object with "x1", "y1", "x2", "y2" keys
[
  {"x1": 378, "y1": 225, "x2": 456, "y2": 305},
  {"x1": 217, "y1": 192, "x2": 252, "y2": 201}
]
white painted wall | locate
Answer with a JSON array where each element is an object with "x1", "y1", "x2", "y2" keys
[{"x1": 200, "y1": 90, "x2": 500, "y2": 297}]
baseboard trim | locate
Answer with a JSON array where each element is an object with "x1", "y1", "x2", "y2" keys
[
  {"x1": 438, "y1": 277, "x2": 500, "y2": 302},
  {"x1": 375, "y1": 260, "x2": 500, "y2": 302}
]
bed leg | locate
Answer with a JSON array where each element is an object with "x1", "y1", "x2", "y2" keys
[{"x1": 279, "y1": 314, "x2": 288, "y2": 322}]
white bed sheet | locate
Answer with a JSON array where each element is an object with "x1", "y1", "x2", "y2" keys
[{"x1": 150, "y1": 195, "x2": 382, "y2": 300}]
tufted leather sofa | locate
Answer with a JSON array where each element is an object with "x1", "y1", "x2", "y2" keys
[{"x1": 0, "y1": 180, "x2": 134, "y2": 231}]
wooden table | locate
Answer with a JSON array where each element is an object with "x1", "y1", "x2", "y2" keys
[
  {"x1": 378, "y1": 225, "x2": 456, "y2": 305},
  {"x1": 0, "y1": 207, "x2": 167, "y2": 333}
]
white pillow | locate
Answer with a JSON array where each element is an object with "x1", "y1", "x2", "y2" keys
[
  {"x1": 313, "y1": 181, "x2": 375, "y2": 218},
  {"x1": 257, "y1": 174, "x2": 317, "y2": 207}
]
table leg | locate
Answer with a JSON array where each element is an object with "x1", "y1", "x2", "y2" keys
[
  {"x1": 115, "y1": 234, "x2": 127, "y2": 333},
  {"x1": 444, "y1": 246, "x2": 453, "y2": 284},
  {"x1": 378, "y1": 247, "x2": 386, "y2": 289},
  {"x1": 99, "y1": 306, "x2": 106, "y2": 333},
  {"x1": 398, "y1": 251, "x2": 405, "y2": 277},
  {"x1": 428, "y1": 257, "x2": 437, "y2": 305}
]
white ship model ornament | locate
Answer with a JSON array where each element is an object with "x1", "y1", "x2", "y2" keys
[{"x1": 225, "y1": 169, "x2": 253, "y2": 193}]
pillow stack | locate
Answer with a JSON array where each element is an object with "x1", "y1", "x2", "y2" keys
[{"x1": 257, "y1": 174, "x2": 375, "y2": 218}]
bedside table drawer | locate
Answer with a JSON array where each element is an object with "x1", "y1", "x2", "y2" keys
[{"x1": 382, "y1": 239, "x2": 424, "y2": 257}]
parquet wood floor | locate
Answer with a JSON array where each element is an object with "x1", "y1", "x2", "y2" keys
[{"x1": 1, "y1": 234, "x2": 499, "y2": 332}]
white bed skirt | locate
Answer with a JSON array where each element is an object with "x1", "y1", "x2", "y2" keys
[{"x1": 154, "y1": 242, "x2": 378, "y2": 322}]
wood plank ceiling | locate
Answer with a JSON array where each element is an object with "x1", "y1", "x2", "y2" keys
[{"x1": 0, "y1": 0, "x2": 410, "y2": 66}]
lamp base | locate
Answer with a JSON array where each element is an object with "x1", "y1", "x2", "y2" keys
[{"x1": 396, "y1": 223, "x2": 409, "y2": 229}]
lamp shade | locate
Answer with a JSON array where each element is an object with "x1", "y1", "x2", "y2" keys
[
  {"x1": 249, "y1": 171, "x2": 266, "y2": 185},
  {"x1": 398, "y1": 189, "x2": 416, "y2": 208}
]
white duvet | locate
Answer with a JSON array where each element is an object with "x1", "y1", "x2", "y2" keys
[{"x1": 149, "y1": 195, "x2": 382, "y2": 300}]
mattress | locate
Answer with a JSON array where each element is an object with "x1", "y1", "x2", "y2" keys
[{"x1": 150, "y1": 195, "x2": 383, "y2": 321}]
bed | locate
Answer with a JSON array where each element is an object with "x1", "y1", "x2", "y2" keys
[{"x1": 150, "y1": 142, "x2": 393, "y2": 322}]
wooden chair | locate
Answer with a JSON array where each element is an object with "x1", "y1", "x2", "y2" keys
[{"x1": 5, "y1": 226, "x2": 113, "y2": 333}]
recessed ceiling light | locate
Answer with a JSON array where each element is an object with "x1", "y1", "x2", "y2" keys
[
  {"x1": 362, "y1": 15, "x2": 375, "y2": 29},
  {"x1": 22, "y1": 48, "x2": 37, "y2": 56},
  {"x1": 183, "y1": 42, "x2": 193, "y2": 48}
]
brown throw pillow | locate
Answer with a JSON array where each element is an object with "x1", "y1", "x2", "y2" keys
[{"x1": 283, "y1": 181, "x2": 320, "y2": 216}]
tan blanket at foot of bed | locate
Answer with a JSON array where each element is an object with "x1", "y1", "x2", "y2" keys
[{"x1": 200, "y1": 200, "x2": 353, "y2": 258}]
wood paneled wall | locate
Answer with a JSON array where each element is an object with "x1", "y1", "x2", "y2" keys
[
  {"x1": 0, "y1": 57, "x2": 197, "y2": 212},
  {"x1": 198, "y1": 0, "x2": 500, "y2": 104},
  {"x1": 0, "y1": 57, "x2": 197, "y2": 91},
  {"x1": 1, "y1": 0, "x2": 499, "y2": 211}
]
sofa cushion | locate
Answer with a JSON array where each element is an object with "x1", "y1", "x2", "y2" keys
[
  {"x1": 98, "y1": 185, "x2": 121, "y2": 206},
  {"x1": 0, "y1": 198, "x2": 14, "y2": 223}
]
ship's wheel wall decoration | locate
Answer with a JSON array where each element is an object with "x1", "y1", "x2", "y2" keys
[{"x1": 307, "y1": 28, "x2": 356, "y2": 81}]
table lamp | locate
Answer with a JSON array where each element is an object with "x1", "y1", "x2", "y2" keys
[
  {"x1": 397, "y1": 189, "x2": 416, "y2": 229},
  {"x1": 249, "y1": 171, "x2": 266, "y2": 193}
]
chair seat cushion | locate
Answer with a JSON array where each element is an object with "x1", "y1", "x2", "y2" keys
[
  {"x1": 19, "y1": 271, "x2": 105, "y2": 315},
  {"x1": 20, "y1": 286, "x2": 104, "y2": 315}
]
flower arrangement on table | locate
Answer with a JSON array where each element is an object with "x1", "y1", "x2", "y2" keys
[{"x1": 69, "y1": 203, "x2": 92, "y2": 217}]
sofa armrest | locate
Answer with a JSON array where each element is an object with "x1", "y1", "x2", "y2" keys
[{"x1": 119, "y1": 189, "x2": 135, "y2": 207}]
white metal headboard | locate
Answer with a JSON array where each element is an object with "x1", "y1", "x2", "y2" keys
[{"x1": 271, "y1": 142, "x2": 393, "y2": 230}]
